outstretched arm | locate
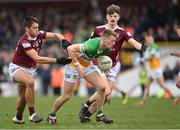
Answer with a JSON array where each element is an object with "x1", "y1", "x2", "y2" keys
[
  {"x1": 170, "y1": 52, "x2": 180, "y2": 57},
  {"x1": 26, "y1": 49, "x2": 71, "y2": 65},
  {"x1": 46, "y1": 32, "x2": 71, "y2": 49},
  {"x1": 128, "y1": 38, "x2": 148, "y2": 52}
]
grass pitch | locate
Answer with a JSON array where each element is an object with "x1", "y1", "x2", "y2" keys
[{"x1": 0, "y1": 96, "x2": 180, "y2": 129}]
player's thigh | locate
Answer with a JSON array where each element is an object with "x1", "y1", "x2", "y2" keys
[
  {"x1": 108, "y1": 80, "x2": 114, "y2": 92},
  {"x1": 62, "y1": 81, "x2": 75, "y2": 95},
  {"x1": 85, "y1": 71, "x2": 107, "y2": 90},
  {"x1": 176, "y1": 76, "x2": 180, "y2": 88},
  {"x1": 156, "y1": 76, "x2": 165, "y2": 87},
  {"x1": 146, "y1": 77, "x2": 153, "y2": 88},
  {"x1": 13, "y1": 69, "x2": 33, "y2": 84}
]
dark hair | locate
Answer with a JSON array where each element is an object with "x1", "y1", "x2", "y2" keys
[
  {"x1": 102, "y1": 29, "x2": 118, "y2": 38},
  {"x1": 23, "y1": 16, "x2": 39, "y2": 28},
  {"x1": 106, "y1": 4, "x2": 120, "y2": 15}
]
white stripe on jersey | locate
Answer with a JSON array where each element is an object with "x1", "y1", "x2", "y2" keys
[{"x1": 96, "y1": 24, "x2": 124, "y2": 31}]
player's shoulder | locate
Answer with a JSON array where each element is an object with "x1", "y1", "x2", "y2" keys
[
  {"x1": 94, "y1": 25, "x2": 106, "y2": 31},
  {"x1": 115, "y1": 26, "x2": 132, "y2": 36},
  {"x1": 115, "y1": 26, "x2": 125, "y2": 32},
  {"x1": 19, "y1": 34, "x2": 29, "y2": 43}
]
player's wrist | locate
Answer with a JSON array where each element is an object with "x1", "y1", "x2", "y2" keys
[
  {"x1": 74, "y1": 61, "x2": 80, "y2": 66},
  {"x1": 56, "y1": 57, "x2": 72, "y2": 65},
  {"x1": 141, "y1": 43, "x2": 148, "y2": 52},
  {"x1": 61, "y1": 39, "x2": 72, "y2": 50}
]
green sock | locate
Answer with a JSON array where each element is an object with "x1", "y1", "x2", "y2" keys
[
  {"x1": 50, "y1": 112, "x2": 56, "y2": 117},
  {"x1": 171, "y1": 96, "x2": 175, "y2": 100},
  {"x1": 96, "y1": 110, "x2": 103, "y2": 116}
]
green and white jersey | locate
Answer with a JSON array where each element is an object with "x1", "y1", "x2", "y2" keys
[{"x1": 72, "y1": 37, "x2": 110, "y2": 67}]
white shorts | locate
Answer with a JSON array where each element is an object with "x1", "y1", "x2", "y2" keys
[
  {"x1": 148, "y1": 69, "x2": 163, "y2": 79},
  {"x1": 105, "y1": 61, "x2": 121, "y2": 82},
  {"x1": 8, "y1": 63, "x2": 37, "y2": 81},
  {"x1": 64, "y1": 64, "x2": 105, "y2": 83}
]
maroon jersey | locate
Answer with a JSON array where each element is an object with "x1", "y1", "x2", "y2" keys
[
  {"x1": 12, "y1": 31, "x2": 46, "y2": 68},
  {"x1": 91, "y1": 25, "x2": 132, "y2": 66}
]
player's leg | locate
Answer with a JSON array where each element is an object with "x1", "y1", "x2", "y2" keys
[
  {"x1": 85, "y1": 79, "x2": 112, "y2": 119},
  {"x1": 79, "y1": 66, "x2": 116, "y2": 122},
  {"x1": 51, "y1": 81, "x2": 75, "y2": 113},
  {"x1": 141, "y1": 84, "x2": 145, "y2": 97},
  {"x1": 139, "y1": 77, "x2": 153, "y2": 105},
  {"x1": 112, "y1": 81, "x2": 128, "y2": 104},
  {"x1": 48, "y1": 65, "x2": 77, "y2": 124},
  {"x1": 48, "y1": 81, "x2": 75, "y2": 124},
  {"x1": 85, "y1": 71, "x2": 113, "y2": 124},
  {"x1": 156, "y1": 76, "x2": 173, "y2": 96},
  {"x1": 176, "y1": 74, "x2": 180, "y2": 88},
  {"x1": 12, "y1": 83, "x2": 26, "y2": 124},
  {"x1": 156, "y1": 76, "x2": 178, "y2": 104},
  {"x1": 13, "y1": 69, "x2": 42, "y2": 123}
]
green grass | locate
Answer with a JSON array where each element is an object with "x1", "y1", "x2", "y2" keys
[{"x1": 0, "y1": 96, "x2": 180, "y2": 129}]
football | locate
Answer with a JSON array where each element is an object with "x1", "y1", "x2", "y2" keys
[{"x1": 97, "y1": 56, "x2": 113, "y2": 71}]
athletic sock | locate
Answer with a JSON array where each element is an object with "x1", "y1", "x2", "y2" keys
[
  {"x1": 16, "y1": 105, "x2": 25, "y2": 120},
  {"x1": 96, "y1": 110, "x2": 103, "y2": 117},
  {"x1": 28, "y1": 107, "x2": 35, "y2": 116},
  {"x1": 16, "y1": 114, "x2": 23, "y2": 120},
  {"x1": 50, "y1": 112, "x2": 56, "y2": 117},
  {"x1": 84, "y1": 100, "x2": 92, "y2": 108},
  {"x1": 85, "y1": 110, "x2": 92, "y2": 118},
  {"x1": 171, "y1": 96, "x2": 176, "y2": 100},
  {"x1": 121, "y1": 91, "x2": 126, "y2": 96}
]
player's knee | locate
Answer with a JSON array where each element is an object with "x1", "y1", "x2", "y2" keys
[
  {"x1": 98, "y1": 85, "x2": 105, "y2": 92},
  {"x1": 26, "y1": 79, "x2": 34, "y2": 88},
  {"x1": 105, "y1": 89, "x2": 111, "y2": 97},
  {"x1": 63, "y1": 93, "x2": 71, "y2": 101}
]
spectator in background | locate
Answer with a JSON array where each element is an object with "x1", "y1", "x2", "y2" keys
[
  {"x1": 38, "y1": 64, "x2": 51, "y2": 96},
  {"x1": 0, "y1": 53, "x2": 5, "y2": 96},
  {"x1": 169, "y1": 25, "x2": 180, "y2": 88},
  {"x1": 50, "y1": 65, "x2": 64, "y2": 96},
  {"x1": 163, "y1": 65, "x2": 174, "y2": 81},
  {"x1": 138, "y1": 62, "x2": 147, "y2": 97},
  {"x1": 86, "y1": 81, "x2": 96, "y2": 96},
  {"x1": 172, "y1": 61, "x2": 180, "y2": 77}
]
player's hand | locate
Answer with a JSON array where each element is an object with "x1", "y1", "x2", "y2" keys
[
  {"x1": 77, "y1": 64, "x2": 85, "y2": 78},
  {"x1": 56, "y1": 57, "x2": 72, "y2": 65},
  {"x1": 101, "y1": 69, "x2": 111, "y2": 75},
  {"x1": 61, "y1": 39, "x2": 72, "y2": 50}
]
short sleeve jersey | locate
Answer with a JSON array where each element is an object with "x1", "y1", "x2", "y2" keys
[
  {"x1": 71, "y1": 37, "x2": 110, "y2": 67},
  {"x1": 12, "y1": 31, "x2": 46, "y2": 68},
  {"x1": 146, "y1": 43, "x2": 161, "y2": 70}
]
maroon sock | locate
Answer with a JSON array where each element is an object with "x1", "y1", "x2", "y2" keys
[
  {"x1": 28, "y1": 107, "x2": 35, "y2": 116},
  {"x1": 16, "y1": 114, "x2": 23, "y2": 120},
  {"x1": 85, "y1": 100, "x2": 93, "y2": 108},
  {"x1": 85, "y1": 110, "x2": 92, "y2": 118},
  {"x1": 16, "y1": 103, "x2": 26, "y2": 120}
]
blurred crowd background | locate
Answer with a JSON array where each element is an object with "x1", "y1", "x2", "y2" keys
[{"x1": 0, "y1": 0, "x2": 179, "y2": 96}]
